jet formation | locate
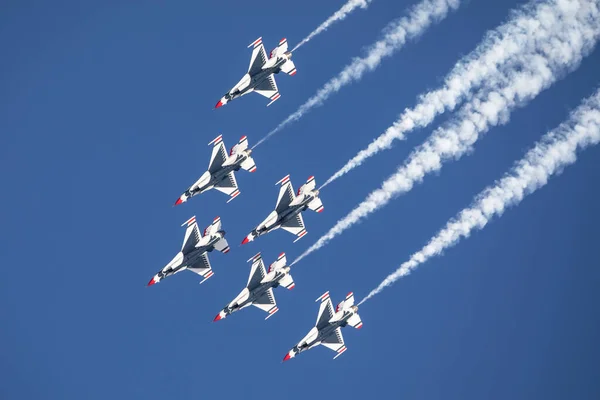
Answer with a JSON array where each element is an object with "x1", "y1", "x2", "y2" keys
[{"x1": 147, "y1": 35, "x2": 364, "y2": 362}]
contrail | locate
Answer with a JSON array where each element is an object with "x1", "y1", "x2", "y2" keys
[
  {"x1": 253, "y1": 0, "x2": 462, "y2": 149},
  {"x1": 359, "y1": 88, "x2": 600, "y2": 305},
  {"x1": 321, "y1": 0, "x2": 592, "y2": 188},
  {"x1": 291, "y1": 0, "x2": 600, "y2": 266},
  {"x1": 292, "y1": 0, "x2": 374, "y2": 52}
]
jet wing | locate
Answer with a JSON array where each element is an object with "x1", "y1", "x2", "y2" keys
[
  {"x1": 275, "y1": 175, "x2": 295, "y2": 213},
  {"x1": 214, "y1": 171, "x2": 240, "y2": 203},
  {"x1": 321, "y1": 327, "x2": 347, "y2": 359},
  {"x1": 187, "y1": 252, "x2": 214, "y2": 284},
  {"x1": 254, "y1": 74, "x2": 280, "y2": 106},
  {"x1": 252, "y1": 287, "x2": 279, "y2": 319},
  {"x1": 281, "y1": 213, "x2": 307, "y2": 242},
  {"x1": 208, "y1": 135, "x2": 228, "y2": 174},
  {"x1": 247, "y1": 255, "x2": 267, "y2": 291},
  {"x1": 181, "y1": 216, "x2": 202, "y2": 254},
  {"x1": 315, "y1": 293, "x2": 335, "y2": 330},
  {"x1": 248, "y1": 37, "x2": 268, "y2": 75}
]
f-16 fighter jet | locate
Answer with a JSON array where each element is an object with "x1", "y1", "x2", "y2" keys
[
  {"x1": 174, "y1": 135, "x2": 256, "y2": 206},
  {"x1": 147, "y1": 216, "x2": 230, "y2": 286},
  {"x1": 241, "y1": 175, "x2": 324, "y2": 244},
  {"x1": 283, "y1": 291, "x2": 362, "y2": 361},
  {"x1": 213, "y1": 252, "x2": 295, "y2": 322},
  {"x1": 215, "y1": 37, "x2": 297, "y2": 109}
]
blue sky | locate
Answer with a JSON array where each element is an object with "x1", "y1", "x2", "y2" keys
[{"x1": 1, "y1": 0, "x2": 600, "y2": 399}]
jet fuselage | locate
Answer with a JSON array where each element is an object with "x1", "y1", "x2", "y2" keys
[
  {"x1": 253, "y1": 193, "x2": 316, "y2": 237},
  {"x1": 294, "y1": 310, "x2": 355, "y2": 355},
  {"x1": 225, "y1": 57, "x2": 288, "y2": 101},
  {"x1": 157, "y1": 232, "x2": 224, "y2": 280},
  {"x1": 186, "y1": 152, "x2": 250, "y2": 198},
  {"x1": 224, "y1": 270, "x2": 288, "y2": 317}
]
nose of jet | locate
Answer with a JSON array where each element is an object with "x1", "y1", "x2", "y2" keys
[
  {"x1": 215, "y1": 100, "x2": 223, "y2": 109},
  {"x1": 147, "y1": 276, "x2": 158, "y2": 286},
  {"x1": 283, "y1": 352, "x2": 293, "y2": 362},
  {"x1": 213, "y1": 311, "x2": 226, "y2": 322},
  {"x1": 174, "y1": 197, "x2": 184, "y2": 206},
  {"x1": 241, "y1": 236, "x2": 251, "y2": 245}
]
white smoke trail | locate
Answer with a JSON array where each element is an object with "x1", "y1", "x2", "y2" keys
[
  {"x1": 359, "y1": 88, "x2": 600, "y2": 305},
  {"x1": 292, "y1": 0, "x2": 374, "y2": 52},
  {"x1": 291, "y1": 0, "x2": 600, "y2": 266},
  {"x1": 322, "y1": 0, "x2": 590, "y2": 187},
  {"x1": 253, "y1": 0, "x2": 461, "y2": 149}
]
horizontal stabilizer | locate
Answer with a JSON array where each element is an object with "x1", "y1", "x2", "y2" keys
[
  {"x1": 307, "y1": 197, "x2": 324, "y2": 213},
  {"x1": 213, "y1": 237, "x2": 230, "y2": 254},
  {"x1": 279, "y1": 273, "x2": 295, "y2": 290},
  {"x1": 230, "y1": 135, "x2": 249, "y2": 155},
  {"x1": 268, "y1": 252, "x2": 287, "y2": 272},
  {"x1": 240, "y1": 157, "x2": 257, "y2": 173},
  {"x1": 281, "y1": 60, "x2": 296, "y2": 76}
]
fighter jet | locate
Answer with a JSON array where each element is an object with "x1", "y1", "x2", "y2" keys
[
  {"x1": 147, "y1": 216, "x2": 230, "y2": 286},
  {"x1": 241, "y1": 175, "x2": 324, "y2": 244},
  {"x1": 215, "y1": 37, "x2": 297, "y2": 109},
  {"x1": 213, "y1": 252, "x2": 295, "y2": 322},
  {"x1": 283, "y1": 291, "x2": 363, "y2": 361},
  {"x1": 174, "y1": 135, "x2": 256, "y2": 206}
]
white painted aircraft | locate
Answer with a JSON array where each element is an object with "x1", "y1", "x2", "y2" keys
[
  {"x1": 215, "y1": 37, "x2": 297, "y2": 108},
  {"x1": 147, "y1": 216, "x2": 230, "y2": 286},
  {"x1": 241, "y1": 175, "x2": 323, "y2": 244},
  {"x1": 213, "y1": 252, "x2": 295, "y2": 321},
  {"x1": 283, "y1": 291, "x2": 363, "y2": 361},
  {"x1": 174, "y1": 135, "x2": 256, "y2": 205}
]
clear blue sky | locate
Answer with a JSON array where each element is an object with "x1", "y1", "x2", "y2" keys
[{"x1": 2, "y1": 1, "x2": 600, "y2": 399}]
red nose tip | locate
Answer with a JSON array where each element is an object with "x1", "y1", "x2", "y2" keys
[
  {"x1": 174, "y1": 198, "x2": 183, "y2": 206},
  {"x1": 213, "y1": 313, "x2": 223, "y2": 322},
  {"x1": 241, "y1": 237, "x2": 250, "y2": 245},
  {"x1": 283, "y1": 353, "x2": 291, "y2": 362},
  {"x1": 215, "y1": 100, "x2": 223, "y2": 109},
  {"x1": 147, "y1": 277, "x2": 157, "y2": 286}
]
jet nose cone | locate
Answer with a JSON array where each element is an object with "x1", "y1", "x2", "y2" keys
[
  {"x1": 283, "y1": 353, "x2": 292, "y2": 362},
  {"x1": 174, "y1": 197, "x2": 184, "y2": 206},
  {"x1": 147, "y1": 277, "x2": 157, "y2": 286},
  {"x1": 241, "y1": 236, "x2": 250, "y2": 245},
  {"x1": 213, "y1": 313, "x2": 224, "y2": 322},
  {"x1": 215, "y1": 100, "x2": 224, "y2": 109}
]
